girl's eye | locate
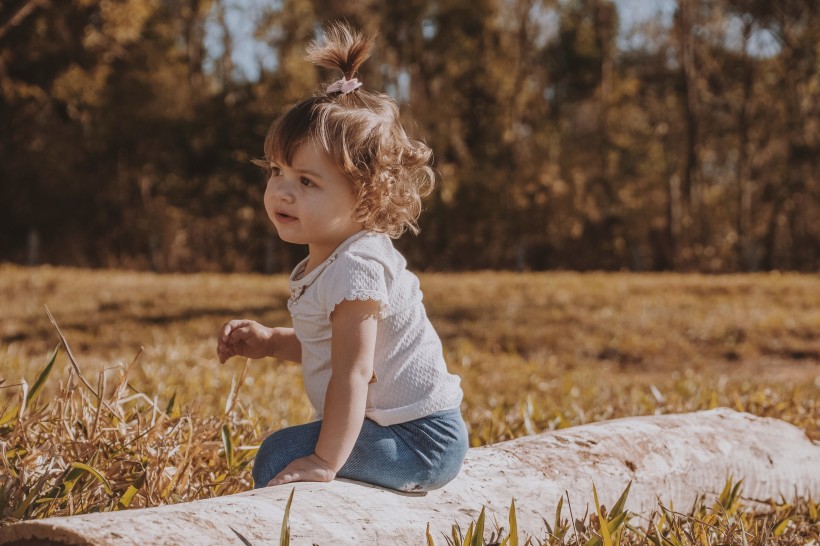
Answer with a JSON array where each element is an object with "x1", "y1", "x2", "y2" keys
[
  {"x1": 270, "y1": 166, "x2": 282, "y2": 176},
  {"x1": 300, "y1": 177, "x2": 315, "y2": 187}
]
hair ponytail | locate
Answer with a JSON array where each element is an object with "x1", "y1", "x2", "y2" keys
[{"x1": 306, "y1": 22, "x2": 375, "y2": 81}]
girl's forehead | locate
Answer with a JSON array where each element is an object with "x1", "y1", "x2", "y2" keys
[
  {"x1": 270, "y1": 134, "x2": 319, "y2": 163},
  {"x1": 290, "y1": 141, "x2": 333, "y2": 168},
  {"x1": 287, "y1": 141, "x2": 351, "y2": 184}
]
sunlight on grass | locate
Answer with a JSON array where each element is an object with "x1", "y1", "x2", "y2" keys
[{"x1": 1, "y1": 265, "x2": 818, "y2": 543}]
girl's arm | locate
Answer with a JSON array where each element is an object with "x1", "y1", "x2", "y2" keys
[
  {"x1": 314, "y1": 298, "x2": 378, "y2": 470},
  {"x1": 218, "y1": 321, "x2": 302, "y2": 364},
  {"x1": 267, "y1": 298, "x2": 378, "y2": 485},
  {"x1": 268, "y1": 327, "x2": 302, "y2": 363}
]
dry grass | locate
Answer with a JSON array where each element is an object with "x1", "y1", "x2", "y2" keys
[
  {"x1": 434, "y1": 480, "x2": 820, "y2": 546},
  {"x1": 1, "y1": 265, "x2": 818, "y2": 543}
]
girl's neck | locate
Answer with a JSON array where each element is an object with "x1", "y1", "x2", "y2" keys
[{"x1": 302, "y1": 228, "x2": 366, "y2": 278}]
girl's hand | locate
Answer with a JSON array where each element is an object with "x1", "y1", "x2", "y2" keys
[
  {"x1": 267, "y1": 453, "x2": 337, "y2": 486},
  {"x1": 216, "y1": 319, "x2": 274, "y2": 363}
]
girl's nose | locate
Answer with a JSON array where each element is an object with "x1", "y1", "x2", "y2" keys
[{"x1": 272, "y1": 176, "x2": 295, "y2": 202}]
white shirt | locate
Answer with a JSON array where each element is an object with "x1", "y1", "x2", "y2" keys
[{"x1": 287, "y1": 230, "x2": 463, "y2": 426}]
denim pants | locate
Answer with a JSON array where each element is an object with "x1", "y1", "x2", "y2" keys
[{"x1": 252, "y1": 408, "x2": 469, "y2": 492}]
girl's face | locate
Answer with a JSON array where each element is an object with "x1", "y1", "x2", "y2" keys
[{"x1": 264, "y1": 140, "x2": 363, "y2": 262}]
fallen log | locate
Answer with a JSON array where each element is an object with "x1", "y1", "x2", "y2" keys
[{"x1": 2, "y1": 408, "x2": 818, "y2": 545}]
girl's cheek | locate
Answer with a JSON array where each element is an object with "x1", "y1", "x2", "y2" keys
[{"x1": 263, "y1": 188, "x2": 276, "y2": 220}]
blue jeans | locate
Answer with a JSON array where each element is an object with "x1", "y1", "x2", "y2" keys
[{"x1": 252, "y1": 408, "x2": 469, "y2": 492}]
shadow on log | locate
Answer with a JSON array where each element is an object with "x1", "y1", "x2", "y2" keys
[{"x1": 1, "y1": 408, "x2": 818, "y2": 545}]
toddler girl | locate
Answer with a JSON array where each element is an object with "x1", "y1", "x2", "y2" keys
[{"x1": 216, "y1": 23, "x2": 467, "y2": 492}]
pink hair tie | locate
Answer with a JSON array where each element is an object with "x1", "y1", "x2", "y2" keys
[{"x1": 326, "y1": 77, "x2": 362, "y2": 95}]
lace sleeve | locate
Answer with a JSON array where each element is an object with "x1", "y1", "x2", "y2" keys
[{"x1": 319, "y1": 252, "x2": 389, "y2": 320}]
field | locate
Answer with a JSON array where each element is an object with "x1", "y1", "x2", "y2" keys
[{"x1": 1, "y1": 265, "x2": 818, "y2": 544}]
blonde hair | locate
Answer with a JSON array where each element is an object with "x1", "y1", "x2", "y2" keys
[{"x1": 260, "y1": 22, "x2": 435, "y2": 238}]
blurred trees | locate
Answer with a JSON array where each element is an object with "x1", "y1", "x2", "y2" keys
[{"x1": 0, "y1": 0, "x2": 817, "y2": 272}]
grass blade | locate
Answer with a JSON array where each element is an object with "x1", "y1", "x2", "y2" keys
[
  {"x1": 610, "y1": 481, "x2": 632, "y2": 518},
  {"x1": 70, "y1": 462, "x2": 113, "y2": 495},
  {"x1": 230, "y1": 526, "x2": 254, "y2": 546},
  {"x1": 607, "y1": 512, "x2": 628, "y2": 537},
  {"x1": 53, "y1": 466, "x2": 85, "y2": 499},
  {"x1": 727, "y1": 479, "x2": 743, "y2": 516},
  {"x1": 280, "y1": 487, "x2": 295, "y2": 546},
  {"x1": 463, "y1": 521, "x2": 474, "y2": 546},
  {"x1": 165, "y1": 389, "x2": 177, "y2": 417},
  {"x1": 222, "y1": 423, "x2": 234, "y2": 470},
  {"x1": 26, "y1": 345, "x2": 59, "y2": 408},
  {"x1": 593, "y1": 483, "x2": 612, "y2": 546},
  {"x1": 0, "y1": 406, "x2": 17, "y2": 427},
  {"x1": 11, "y1": 471, "x2": 51, "y2": 519},
  {"x1": 472, "y1": 507, "x2": 485, "y2": 546},
  {"x1": 554, "y1": 494, "x2": 564, "y2": 540},
  {"x1": 509, "y1": 497, "x2": 518, "y2": 546},
  {"x1": 117, "y1": 471, "x2": 146, "y2": 509},
  {"x1": 772, "y1": 517, "x2": 791, "y2": 536},
  {"x1": 44, "y1": 305, "x2": 99, "y2": 399},
  {"x1": 18, "y1": 379, "x2": 28, "y2": 420}
]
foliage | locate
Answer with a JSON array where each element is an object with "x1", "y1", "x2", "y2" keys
[
  {"x1": 1, "y1": 1, "x2": 819, "y2": 271},
  {"x1": 436, "y1": 479, "x2": 820, "y2": 545},
  {"x1": 0, "y1": 267, "x2": 818, "y2": 543}
]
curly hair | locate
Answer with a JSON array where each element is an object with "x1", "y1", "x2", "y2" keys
[{"x1": 260, "y1": 22, "x2": 435, "y2": 238}]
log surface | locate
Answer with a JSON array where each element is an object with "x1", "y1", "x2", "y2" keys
[{"x1": 2, "y1": 408, "x2": 818, "y2": 545}]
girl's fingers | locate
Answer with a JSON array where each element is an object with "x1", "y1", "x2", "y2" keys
[
  {"x1": 220, "y1": 319, "x2": 251, "y2": 341},
  {"x1": 229, "y1": 326, "x2": 254, "y2": 341},
  {"x1": 219, "y1": 322, "x2": 234, "y2": 341},
  {"x1": 217, "y1": 341, "x2": 237, "y2": 363},
  {"x1": 218, "y1": 320, "x2": 257, "y2": 363},
  {"x1": 268, "y1": 472, "x2": 297, "y2": 486}
]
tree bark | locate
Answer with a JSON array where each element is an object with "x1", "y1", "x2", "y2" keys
[
  {"x1": 674, "y1": 0, "x2": 701, "y2": 268},
  {"x1": 735, "y1": 19, "x2": 755, "y2": 271},
  {"x1": 1, "y1": 408, "x2": 818, "y2": 545}
]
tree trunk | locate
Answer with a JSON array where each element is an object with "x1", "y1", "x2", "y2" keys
[
  {"x1": 1, "y1": 409, "x2": 817, "y2": 545},
  {"x1": 735, "y1": 20, "x2": 755, "y2": 271},
  {"x1": 675, "y1": 0, "x2": 701, "y2": 269}
]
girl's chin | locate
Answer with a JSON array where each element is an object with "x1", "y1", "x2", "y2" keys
[{"x1": 273, "y1": 229, "x2": 305, "y2": 245}]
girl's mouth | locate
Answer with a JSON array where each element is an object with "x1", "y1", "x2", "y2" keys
[{"x1": 275, "y1": 212, "x2": 297, "y2": 223}]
